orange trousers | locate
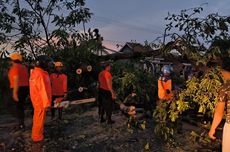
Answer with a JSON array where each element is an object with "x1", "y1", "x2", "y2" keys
[{"x1": 32, "y1": 109, "x2": 46, "y2": 142}]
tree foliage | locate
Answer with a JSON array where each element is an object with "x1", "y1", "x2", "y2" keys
[
  {"x1": 0, "y1": 0, "x2": 105, "y2": 100},
  {"x1": 50, "y1": 28, "x2": 103, "y2": 89},
  {"x1": 153, "y1": 68, "x2": 224, "y2": 141},
  {"x1": 179, "y1": 68, "x2": 223, "y2": 115},
  {"x1": 112, "y1": 61, "x2": 158, "y2": 109},
  {"x1": 0, "y1": 0, "x2": 92, "y2": 57},
  {"x1": 153, "y1": 6, "x2": 230, "y2": 62},
  {"x1": 165, "y1": 7, "x2": 230, "y2": 45}
]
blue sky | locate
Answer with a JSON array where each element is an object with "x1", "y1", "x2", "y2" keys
[{"x1": 84, "y1": 0, "x2": 230, "y2": 50}]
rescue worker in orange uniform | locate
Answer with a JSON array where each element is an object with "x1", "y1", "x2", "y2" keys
[
  {"x1": 158, "y1": 65, "x2": 173, "y2": 101},
  {"x1": 29, "y1": 55, "x2": 52, "y2": 142},
  {"x1": 50, "y1": 61, "x2": 67, "y2": 120},
  {"x1": 8, "y1": 53, "x2": 29, "y2": 129},
  {"x1": 98, "y1": 63, "x2": 116, "y2": 124}
]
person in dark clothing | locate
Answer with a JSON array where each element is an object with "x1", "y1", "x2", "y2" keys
[{"x1": 98, "y1": 63, "x2": 116, "y2": 124}]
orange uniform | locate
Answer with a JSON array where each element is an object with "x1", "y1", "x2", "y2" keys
[
  {"x1": 98, "y1": 68, "x2": 115, "y2": 124},
  {"x1": 158, "y1": 78, "x2": 173, "y2": 100},
  {"x1": 8, "y1": 63, "x2": 29, "y2": 88},
  {"x1": 29, "y1": 67, "x2": 51, "y2": 142},
  {"x1": 50, "y1": 73, "x2": 67, "y2": 96},
  {"x1": 98, "y1": 70, "x2": 112, "y2": 91},
  {"x1": 8, "y1": 63, "x2": 29, "y2": 128}
]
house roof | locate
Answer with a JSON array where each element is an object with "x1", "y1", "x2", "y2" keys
[
  {"x1": 120, "y1": 42, "x2": 154, "y2": 53},
  {"x1": 101, "y1": 42, "x2": 161, "y2": 60},
  {"x1": 92, "y1": 46, "x2": 120, "y2": 56}
]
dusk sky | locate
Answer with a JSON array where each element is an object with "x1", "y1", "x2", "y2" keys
[{"x1": 84, "y1": 0, "x2": 230, "y2": 50}]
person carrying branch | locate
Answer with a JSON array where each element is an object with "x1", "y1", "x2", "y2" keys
[
  {"x1": 209, "y1": 58, "x2": 230, "y2": 152},
  {"x1": 50, "y1": 61, "x2": 67, "y2": 120},
  {"x1": 8, "y1": 53, "x2": 29, "y2": 130},
  {"x1": 98, "y1": 62, "x2": 116, "y2": 124}
]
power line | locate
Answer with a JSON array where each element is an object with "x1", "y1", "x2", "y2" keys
[
  {"x1": 90, "y1": 15, "x2": 163, "y2": 35},
  {"x1": 103, "y1": 39, "x2": 125, "y2": 44}
]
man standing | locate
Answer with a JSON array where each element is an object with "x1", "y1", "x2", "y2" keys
[
  {"x1": 8, "y1": 53, "x2": 29, "y2": 129},
  {"x1": 50, "y1": 61, "x2": 67, "y2": 120},
  {"x1": 98, "y1": 63, "x2": 116, "y2": 124},
  {"x1": 30, "y1": 55, "x2": 52, "y2": 142},
  {"x1": 209, "y1": 59, "x2": 230, "y2": 152}
]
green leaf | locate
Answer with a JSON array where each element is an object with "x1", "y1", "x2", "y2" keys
[
  {"x1": 140, "y1": 123, "x2": 146, "y2": 130},
  {"x1": 144, "y1": 142, "x2": 150, "y2": 150},
  {"x1": 198, "y1": 106, "x2": 204, "y2": 113}
]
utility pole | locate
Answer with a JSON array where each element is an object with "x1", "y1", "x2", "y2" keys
[
  {"x1": 80, "y1": 5, "x2": 86, "y2": 34},
  {"x1": 83, "y1": 21, "x2": 86, "y2": 34},
  {"x1": 163, "y1": 27, "x2": 167, "y2": 45}
]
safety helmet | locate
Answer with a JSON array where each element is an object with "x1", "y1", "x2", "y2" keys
[
  {"x1": 161, "y1": 65, "x2": 173, "y2": 75},
  {"x1": 54, "y1": 61, "x2": 63, "y2": 67},
  {"x1": 35, "y1": 55, "x2": 53, "y2": 71},
  {"x1": 10, "y1": 53, "x2": 22, "y2": 62}
]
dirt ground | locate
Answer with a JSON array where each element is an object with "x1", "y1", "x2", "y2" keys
[{"x1": 0, "y1": 104, "x2": 222, "y2": 152}]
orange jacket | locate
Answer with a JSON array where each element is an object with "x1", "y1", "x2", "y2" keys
[
  {"x1": 158, "y1": 77, "x2": 173, "y2": 100},
  {"x1": 50, "y1": 73, "x2": 67, "y2": 96},
  {"x1": 8, "y1": 63, "x2": 29, "y2": 88},
  {"x1": 98, "y1": 70, "x2": 112, "y2": 91},
  {"x1": 29, "y1": 67, "x2": 51, "y2": 109}
]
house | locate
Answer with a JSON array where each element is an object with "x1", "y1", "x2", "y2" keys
[
  {"x1": 120, "y1": 42, "x2": 154, "y2": 54},
  {"x1": 100, "y1": 42, "x2": 193, "y2": 77},
  {"x1": 103, "y1": 42, "x2": 160, "y2": 60}
]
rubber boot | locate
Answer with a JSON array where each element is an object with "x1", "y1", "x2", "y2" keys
[
  {"x1": 51, "y1": 108, "x2": 55, "y2": 120},
  {"x1": 106, "y1": 115, "x2": 115, "y2": 124},
  {"x1": 58, "y1": 108, "x2": 62, "y2": 120}
]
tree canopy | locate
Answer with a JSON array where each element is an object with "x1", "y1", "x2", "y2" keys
[
  {"x1": 153, "y1": 6, "x2": 230, "y2": 62},
  {"x1": 0, "y1": 0, "x2": 92, "y2": 58}
]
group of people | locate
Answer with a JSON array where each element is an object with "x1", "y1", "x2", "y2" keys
[
  {"x1": 8, "y1": 53, "x2": 67, "y2": 142},
  {"x1": 7, "y1": 53, "x2": 117, "y2": 143},
  {"x1": 6, "y1": 52, "x2": 230, "y2": 151}
]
